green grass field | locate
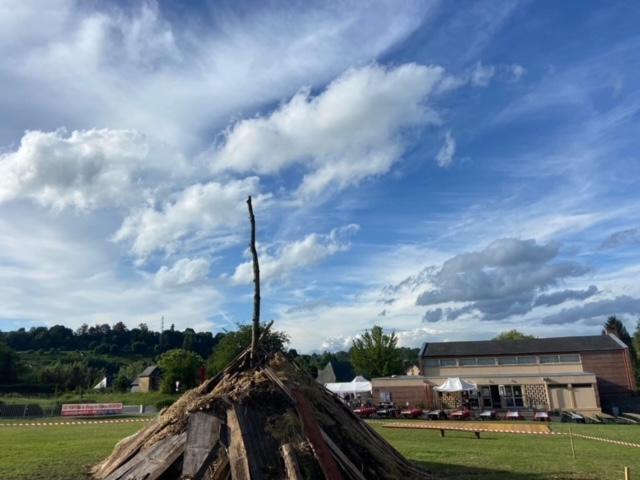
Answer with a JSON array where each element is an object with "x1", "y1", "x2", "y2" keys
[{"x1": 0, "y1": 419, "x2": 638, "y2": 480}]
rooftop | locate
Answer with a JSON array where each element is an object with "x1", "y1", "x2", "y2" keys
[{"x1": 420, "y1": 334, "x2": 626, "y2": 358}]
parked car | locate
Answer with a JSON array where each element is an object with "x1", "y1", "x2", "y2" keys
[
  {"x1": 352, "y1": 406, "x2": 377, "y2": 418},
  {"x1": 400, "y1": 407, "x2": 424, "y2": 419},
  {"x1": 376, "y1": 403, "x2": 399, "y2": 418}
]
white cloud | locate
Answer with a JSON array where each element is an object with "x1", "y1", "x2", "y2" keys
[
  {"x1": 470, "y1": 61, "x2": 496, "y2": 86},
  {"x1": 435, "y1": 130, "x2": 456, "y2": 167},
  {"x1": 0, "y1": 129, "x2": 149, "y2": 210},
  {"x1": 232, "y1": 224, "x2": 359, "y2": 284},
  {"x1": 154, "y1": 257, "x2": 210, "y2": 288},
  {"x1": 0, "y1": 2, "x2": 430, "y2": 149},
  {"x1": 213, "y1": 63, "x2": 445, "y2": 197},
  {"x1": 114, "y1": 177, "x2": 263, "y2": 260},
  {"x1": 508, "y1": 63, "x2": 526, "y2": 81}
]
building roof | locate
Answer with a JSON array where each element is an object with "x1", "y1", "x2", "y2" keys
[
  {"x1": 420, "y1": 334, "x2": 626, "y2": 358},
  {"x1": 138, "y1": 365, "x2": 160, "y2": 377}
]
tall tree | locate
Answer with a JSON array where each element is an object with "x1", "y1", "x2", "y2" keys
[
  {"x1": 157, "y1": 349, "x2": 204, "y2": 394},
  {"x1": 603, "y1": 316, "x2": 637, "y2": 367},
  {"x1": 493, "y1": 330, "x2": 535, "y2": 341},
  {"x1": 350, "y1": 325, "x2": 403, "y2": 378}
]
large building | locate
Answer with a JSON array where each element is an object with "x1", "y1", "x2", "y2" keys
[{"x1": 372, "y1": 334, "x2": 636, "y2": 413}]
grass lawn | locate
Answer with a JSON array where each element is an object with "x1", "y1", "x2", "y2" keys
[
  {"x1": 371, "y1": 421, "x2": 640, "y2": 479},
  {"x1": 0, "y1": 419, "x2": 638, "y2": 479}
]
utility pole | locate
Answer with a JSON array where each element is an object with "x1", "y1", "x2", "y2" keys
[{"x1": 247, "y1": 196, "x2": 261, "y2": 366}]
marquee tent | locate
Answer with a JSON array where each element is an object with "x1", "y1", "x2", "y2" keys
[
  {"x1": 325, "y1": 376, "x2": 372, "y2": 395},
  {"x1": 435, "y1": 377, "x2": 477, "y2": 392}
]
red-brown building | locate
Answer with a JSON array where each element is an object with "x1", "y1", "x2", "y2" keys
[{"x1": 372, "y1": 334, "x2": 636, "y2": 413}]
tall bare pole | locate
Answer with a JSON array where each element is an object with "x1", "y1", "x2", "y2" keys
[{"x1": 247, "y1": 196, "x2": 260, "y2": 366}]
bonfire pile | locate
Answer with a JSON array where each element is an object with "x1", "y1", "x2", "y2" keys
[{"x1": 91, "y1": 345, "x2": 429, "y2": 480}]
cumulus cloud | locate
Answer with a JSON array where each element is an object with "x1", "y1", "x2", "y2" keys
[
  {"x1": 541, "y1": 295, "x2": 640, "y2": 325},
  {"x1": 153, "y1": 257, "x2": 210, "y2": 288},
  {"x1": 508, "y1": 64, "x2": 526, "y2": 81},
  {"x1": 212, "y1": 63, "x2": 446, "y2": 197},
  {"x1": 114, "y1": 177, "x2": 263, "y2": 259},
  {"x1": 533, "y1": 285, "x2": 599, "y2": 307},
  {"x1": 435, "y1": 130, "x2": 456, "y2": 167},
  {"x1": 0, "y1": 129, "x2": 148, "y2": 210},
  {"x1": 391, "y1": 238, "x2": 591, "y2": 322},
  {"x1": 232, "y1": 224, "x2": 359, "y2": 284}
]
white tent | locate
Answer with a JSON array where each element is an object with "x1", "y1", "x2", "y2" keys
[
  {"x1": 325, "y1": 376, "x2": 372, "y2": 395},
  {"x1": 93, "y1": 376, "x2": 108, "y2": 390},
  {"x1": 434, "y1": 377, "x2": 477, "y2": 392}
]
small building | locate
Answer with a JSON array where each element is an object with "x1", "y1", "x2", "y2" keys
[
  {"x1": 316, "y1": 361, "x2": 355, "y2": 384},
  {"x1": 372, "y1": 334, "x2": 636, "y2": 413},
  {"x1": 130, "y1": 366, "x2": 162, "y2": 393}
]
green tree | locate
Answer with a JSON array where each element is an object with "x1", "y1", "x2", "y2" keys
[
  {"x1": 603, "y1": 316, "x2": 637, "y2": 369},
  {"x1": 0, "y1": 341, "x2": 19, "y2": 383},
  {"x1": 157, "y1": 349, "x2": 204, "y2": 393},
  {"x1": 350, "y1": 325, "x2": 402, "y2": 378},
  {"x1": 207, "y1": 324, "x2": 289, "y2": 375},
  {"x1": 493, "y1": 329, "x2": 535, "y2": 341}
]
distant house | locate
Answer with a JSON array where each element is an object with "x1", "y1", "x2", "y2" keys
[
  {"x1": 316, "y1": 361, "x2": 355, "y2": 384},
  {"x1": 130, "y1": 366, "x2": 162, "y2": 393}
]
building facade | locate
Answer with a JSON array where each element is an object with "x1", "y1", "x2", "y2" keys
[{"x1": 372, "y1": 334, "x2": 636, "y2": 413}]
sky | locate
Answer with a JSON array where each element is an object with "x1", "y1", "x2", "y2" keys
[{"x1": 1, "y1": 0, "x2": 640, "y2": 352}]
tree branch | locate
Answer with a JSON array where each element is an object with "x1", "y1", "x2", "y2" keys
[{"x1": 247, "y1": 196, "x2": 260, "y2": 366}]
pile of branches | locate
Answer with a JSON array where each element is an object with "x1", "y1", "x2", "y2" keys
[{"x1": 91, "y1": 343, "x2": 430, "y2": 480}]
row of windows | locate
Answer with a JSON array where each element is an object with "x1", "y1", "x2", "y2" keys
[{"x1": 425, "y1": 354, "x2": 581, "y2": 368}]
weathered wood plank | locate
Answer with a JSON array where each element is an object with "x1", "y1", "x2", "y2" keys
[
  {"x1": 226, "y1": 407, "x2": 251, "y2": 480},
  {"x1": 280, "y1": 443, "x2": 303, "y2": 480},
  {"x1": 292, "y1": 389, "x2": 343, "y2": 480},
  {"x1": 104, "y1": 432, "x2": 186, "y2": 480},
  {"x1": 320, "y1": 429, "x2": 367, "y2": 480},
  {"x1": 182, "y1": 412, "x2": 222, "y2": 478}
]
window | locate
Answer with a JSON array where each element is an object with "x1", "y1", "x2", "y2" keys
[
  {"x1": 517, "y1": 356, "x2": 536, "y2": 364},
  {"x1": 559, "y1": 354, "x2": 580, "y2": 363},
  {"x1": 539, "y1": 355, "x2": 559, "y2": 364},
  {"x1": 425, "y1": 359, "x2": 439, "y2": 368},
  {"x1": 477, "y1": 357, "x2": 496, "y2": 365},
  {"x1": 379, "y1": 391, "x2": 392, "y2": 402},
  {"x1": 502, "y1": 385, "x2": 524, "y2": 407},
  {"x1": 440, "y1": 358, "x2": 457, "y2": 367},
  {"x1": 498, "y1": 356, "x2": 517, "y2": 365},
  {"x1": 459, "y1": 358, "x2": 477, "y2": 366}
]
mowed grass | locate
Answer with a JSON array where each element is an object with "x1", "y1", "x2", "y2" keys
[
  {"x1": 0, "y1": 420, "x2": 143, "y2": 480},
  {"x1": 0, "y1": 419, "x2": 638, "y2": 479},
  {"x1": 371, "y1": 421, "x2": 640, "y2": 480}
]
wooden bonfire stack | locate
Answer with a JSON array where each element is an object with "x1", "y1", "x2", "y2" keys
[
  {"x1": 92, "y1": 197, "x2": 429, "y2": 479},
  {"x1": 91, "y1": 342, "x2": 430, "y2": 480}
]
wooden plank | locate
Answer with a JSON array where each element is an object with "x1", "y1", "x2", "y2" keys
[
  {"x1": 280, "y1": 443, "x2": 303, "y2": 480},
  {"x1": 182, "y1": 412, "x2": 222, "y2": 478},
  {"x1": 292, "y1": 389, "x2": 343, "y2": 480},
  {"x1": 226, "y1": 407, "x2": 251, "y2": 480},
  {"x1": 105, "y1": 432, "x2": 186, "y2": 480},
  {"x1": 320, "y1": 429, "x2": 367, "y2": 480}
]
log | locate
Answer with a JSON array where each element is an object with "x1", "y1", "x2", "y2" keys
[{"x1": 182, "y1": 412, "x2": 222, "y2": 478}]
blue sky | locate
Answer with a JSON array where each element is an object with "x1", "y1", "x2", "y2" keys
[{"x1": 1, "y1": 0, "x2": 639, "y2": 352}]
